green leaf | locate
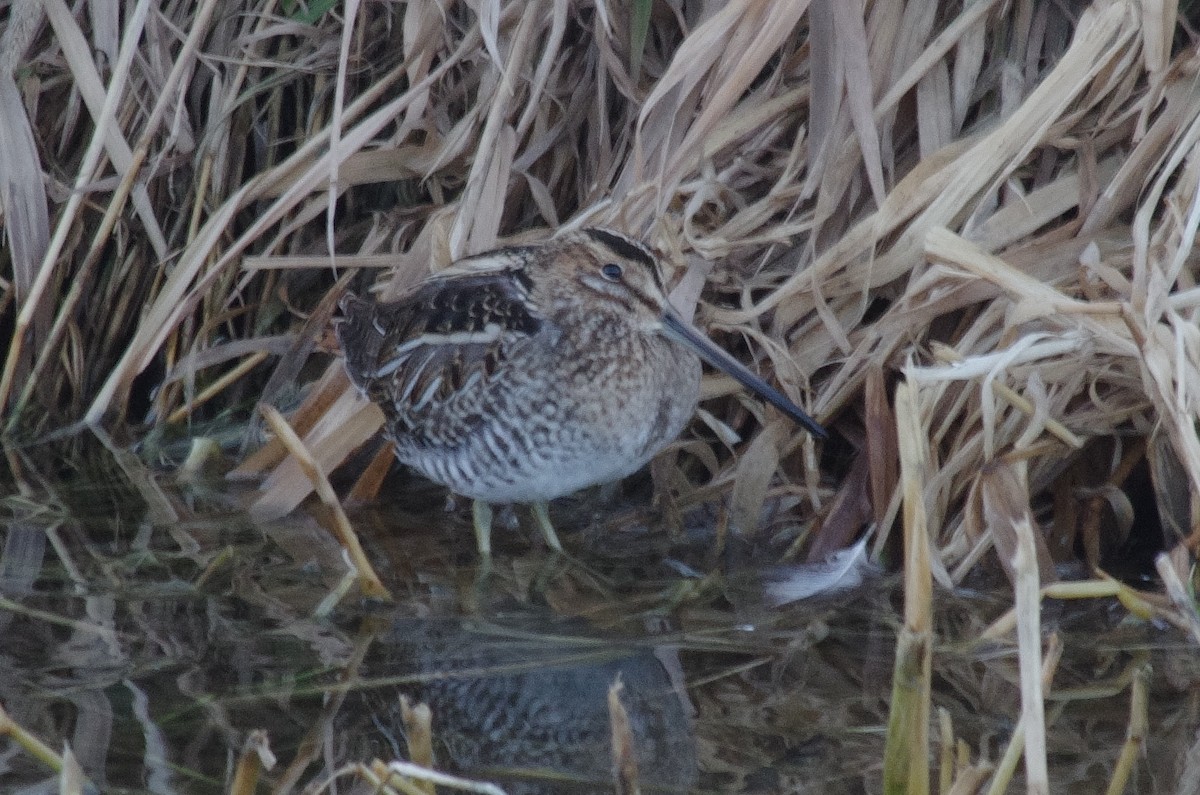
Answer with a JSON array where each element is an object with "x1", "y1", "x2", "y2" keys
[
  {"x1": 283, "y1": 0, "x2": 339, "y2": 26},
  {"x1": 630, "y1": 0, "x2": 653, "y2": 81}
]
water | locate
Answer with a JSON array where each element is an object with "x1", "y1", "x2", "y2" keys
[{"x1": 0, "y1": 443, "x2": 1198, "y2": 793}]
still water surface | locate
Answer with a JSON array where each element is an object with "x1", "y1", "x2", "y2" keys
[{"x1": 0, "y1": 456, "x2": 1197, "y2": 793}]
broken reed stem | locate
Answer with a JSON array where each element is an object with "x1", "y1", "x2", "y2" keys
[
  {"x1": 401, "y1": 697, "x2": 436, "y2": 795},
  {"x1": 166, "y1": 350, "x2": 270, "y2": 425},
  {"x1": 882, "y1": 378, "x2": 932, "y2": 795},
  {"x1": 1103, "y1": 663, "x2": 1150, "y2": 795},
  {"x1": 978, "y1": 577, "x2": 1160, "y2": 641},
  {"x1": 365, "y1": 760, "x2": 510, "y2": 795},
  {"x1": 1012, "y1": 499, "x2": 1049, "y2": 795},
  {"x1": 258, "y1": 403, "x2": 391, "y2": 600},
  {"x1": 347, "y1": 441, "x2": 399, "y2": 503},
  {"x1": 0, "y1": 701, "x2": 71, "y2": 776},
  {"x1": 229, "y1": 730, "x2": 276, "y2": 795},
  {"x1": 948, "y1": 764, "x2": 996, "y2": 794},
  {"x1": 231, "y1": 365, "x2": 355, "y2": 480},
  {"x1": 984, "y1": 719, "x2": 1024, "y2": 795},
  {"x1": 362, "y1": 764, "x2": 434, "y2": 795},
  {"x1": 937, "y1": 707, "x2": 954, "y2": 795},
  {"x1": 59, "y1": 746, "x2": 85, "y2": 795},
  {"x1": 928, "y1": 343, "x2": 1082, "y2": 449},
  {"x1": 609, "y1": 678, "x2": 641, "y2": 795},
  {"x1": 192, "y1": 545, "x2": 236, "y2": 589}
]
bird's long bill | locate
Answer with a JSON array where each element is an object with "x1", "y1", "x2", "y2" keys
[{"x1": 661, "y1": 308, "x2": 828, "y2": 439}]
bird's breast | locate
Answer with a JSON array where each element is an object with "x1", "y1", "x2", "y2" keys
[{"x1": 384, "y1": 319, "x2": 702, "y2": 503}]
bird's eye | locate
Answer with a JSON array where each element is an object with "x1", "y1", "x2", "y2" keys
[{"x1": 601, "y1": 263, "x2": 623, "y2": 281}]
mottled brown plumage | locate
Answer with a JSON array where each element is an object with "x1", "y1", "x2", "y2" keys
[{"x1": 337, "y1": 227, "x2": 824, "y2": 556}]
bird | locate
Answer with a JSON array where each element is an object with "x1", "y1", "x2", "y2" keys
[
  {"x1": 345, "y1": 613, "x2": 698, "y2": 794},
  {"x1": 335, "y1": 227, "x2": 825, "y2": 558}
]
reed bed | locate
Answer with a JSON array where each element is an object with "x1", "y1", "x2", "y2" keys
[
  {"x1": 3, "y1": 0, "x2": 1200, "y2": 792},
  {"x1": 5, "y1": 0, "x2": 1197, "y2": 571}
]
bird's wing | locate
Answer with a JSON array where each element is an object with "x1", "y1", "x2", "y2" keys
[{"x1": 335, "y1": 270, "x2": 546, "y2": 428}]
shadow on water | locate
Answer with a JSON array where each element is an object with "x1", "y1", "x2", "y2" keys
[{"x1": 0, "y1": 438, "x2": 1199, "y2": 793}]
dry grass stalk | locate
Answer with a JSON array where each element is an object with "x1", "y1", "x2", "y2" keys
[
  {"x1": 362, "y1": 759, "x2": 510, "y2": 795},
  {"x1": 251, "y1": 391, "x2": 385, "y2": 520},
  {"x1": 165, "y1": 351, "x2": 270, "y2": 426},
  {"x1": 400, "y1": 697, "x2": 436, "y2": 794},
  {"x1": 0, "y1": 700, "x2": 83, "y2": 782},
  {"x1": 946, "y1": 765, "x2": 994, "y2": 795},
  {"x1": 988, "y1": 626, "x2": 1062, "y2": 795},
  {"x1": 230, "y1": 365, "x2": 357, "y2": 481},
  {"x1": 936, "y1": 707, "x2": 955, "y2": 794},
  {"x1": 608, "y1": 678, "x2": 641, "y2": 795},
  {"x1": 1008, "y1": 461, "x2": 1049, "y2": 794},
  {"x1": 882, "y1": 379, "x2": 932, "y2": 795},
  {"x1": 968, "y1": 461, "x2": 1057, "y2": 586},
  {"x1": 978, "y1": 576, "x2": 1163, "y2": 642},
  {"x1": 985, "y1": 719, "x2": 1026, "y2": 795},
  {"x1": 1104, "y1": 663, "x2": 1150, "y2": 795},
  {"x1": 58, "y1": 746, "x2": 85, "y2": 795},
  {"x1": 228, "y1": 730, "x2": 276, "y2": 795},
  {"x1": 257, "y1": 403, "x2": 390, "y2": 600}
]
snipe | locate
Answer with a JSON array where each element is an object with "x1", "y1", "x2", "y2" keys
[{"x1": 336, "y1": 227, "x2": 825, "y2": 557}]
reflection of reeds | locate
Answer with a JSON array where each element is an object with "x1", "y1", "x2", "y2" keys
[{"x1": 0, "y1": 456, "x2": 1196, "y2": 793}]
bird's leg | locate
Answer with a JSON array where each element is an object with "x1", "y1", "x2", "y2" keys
[
  {"x1": 531, "y1": 501, "x2": 564, "y2": 552},
  {"x1": 472, "y1": 500, "x2": 494, "y2": 559}
]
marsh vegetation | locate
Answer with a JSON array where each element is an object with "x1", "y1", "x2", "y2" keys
[{"x1": 2, "y1": 1, "x2": 1200, "y2": 792}]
